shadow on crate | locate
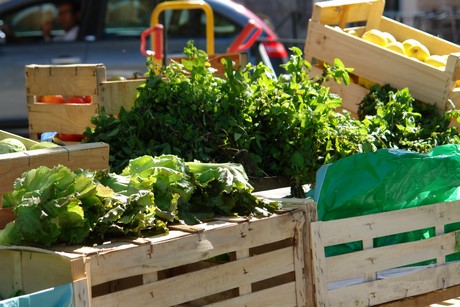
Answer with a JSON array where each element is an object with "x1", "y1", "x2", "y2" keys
[{"x1": 91, "y1": 238, "x2": 297, "y2": 306}]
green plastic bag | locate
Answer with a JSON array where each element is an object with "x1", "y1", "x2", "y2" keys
[{"x1": 314, "y1": 144, "x2": 460, "y2": 258}]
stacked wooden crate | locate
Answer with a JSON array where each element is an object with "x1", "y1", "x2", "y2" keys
[{"x1": 304, "y1": 0, "x2": 460, "y2": 117}]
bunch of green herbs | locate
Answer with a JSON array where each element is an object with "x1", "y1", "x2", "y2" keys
[{"x1": 84, "y1": 42, "x2": 369, "y2": 197}]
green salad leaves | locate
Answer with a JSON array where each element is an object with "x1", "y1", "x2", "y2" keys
[{"x1": 0, "y1": 155, "x2": 279, "y2": 247}]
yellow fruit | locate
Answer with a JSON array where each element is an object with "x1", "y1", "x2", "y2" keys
[
  {"x1": 424, "y1": 54, "x2": 447, "y2": 69},
  {"x1": 402, "y1": 39, "x2": 431, "y2": 61},
  {"x1": 407, "y1": 44, "x2": 430, "y2": 61},
  {"x1": 386, "y1": 41, "x2": 406, "y2": 55},
  {"x1": 382, "y1": 32, "x2": 397, "y2": 44},
  {"x1": 345, "y1": 29, "x2": 359, "y2": 37},
  {"x1": 361, "y1": 29, "x2": 387, "y2": 47},
  {"x1": 333, "y1": 26, "x2": 343, "y2": 32},
  {"x1": 402, "y1": 39, "x2": 421, "y2": 53},
  {"x1": 358, "y1": 76, "x2": 376, "y2": 89}
]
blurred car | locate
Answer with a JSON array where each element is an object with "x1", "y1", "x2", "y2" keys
[{"x1": 0, "y1": 0, "x2": 288, "y2": 136}]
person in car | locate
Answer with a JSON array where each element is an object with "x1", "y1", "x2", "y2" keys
[{"x1": 42, "y1": 0, "x2": 80, "y2": 42}]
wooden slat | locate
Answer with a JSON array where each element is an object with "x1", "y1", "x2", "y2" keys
[
  {"x1": 311, "y1": 200, "x2": 460, "y2": 246},
  {"x1": 88, "y1": 210, "x2": 304, "y2": 286},
  {"x1": 92, "y1": 247, "x2": 295, "y2": 307},
  {"x1": 73, "y1": 278, "x2": 91, "y2": 307},
  {"x1": 326, "y1": 231, "x2": 459, "y2": 282},
  {"x1": 28, "y1": 103, "x2": 98, "y2": 135},
  {"x1": 328, "y1": 261, "x2": 460, "y2": 306},
  {"x1": 99, "y1": 79, "x2": 144, "y2": 114},
  {"x1": 380, "y1": 284, "x2": 460, "y2": 306},
  {"x1": 25, "y1": 64, "x2": 105, "y2": 97},
  {"x1": 311, "y1": 0, "x2": 382, "y2": 25},
  {"x1": 364, "y1": 0, "x2": 385, "y2": 31},
  {"x1": 205, "y1": 282, "x2": 298, "y2": 307}
]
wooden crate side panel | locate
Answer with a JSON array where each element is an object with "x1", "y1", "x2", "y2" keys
[
  {"x1": 0, "y1": 250, "x2": 82, "y2": 296},
  {"x1": 25, "y1": 64, "x2": 105, "y2": 97},
  {"x1": 326, "y1": 231, "x2": 458, "y2": 282},
  {"x1": 311, "y1": 201, "x2": 460, "y2": 306},
  {"x1": 99, "y1": 79, "x2": 144, "y2": 114},
  {"x1": 312, "y1": 200, "x2": 460, "y2": 246},
  {"x1": 28, "y1": 103, "x2": 98, "y2": 136},
  {"x1": 88, "y1": 210, "x2": 304, "y2": 286},
  {"x1": 92, "y1": 247, "x2": 295, "y2": 307},
  {"x1": 305, "y1": 21, "x2": 451, "y2": 110},
  {"x1": 328, "y1": 261, "x2": 460, "y2": 306},
  {"x1": 311, "y1": 0, "x2": 383, "y2": 26}
]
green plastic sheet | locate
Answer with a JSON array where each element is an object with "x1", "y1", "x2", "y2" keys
[{"x1": 314, "y1": 144, "x2": 460, "y2": 258}]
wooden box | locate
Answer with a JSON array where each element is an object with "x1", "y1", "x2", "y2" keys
[
  {"x1": 0, "y1": 129, "x2": 109, "y2": 208},
  {"x1": 1, "y1": 202, "x2": 314, "y2": 307},
  {"x1": 25, "y1": 64, "x2": 143, "y2": 140},
  {"x1": 310, "y1": 200, "x2": 460, "y2": 306},
  {"x1": 304, "y1": 0, "x2": 460, "y2": 116},
  {"x1": 25, "y1": 53, "x2": 248, "y2": 140}
]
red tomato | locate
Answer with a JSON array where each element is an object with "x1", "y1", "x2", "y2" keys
[
  {"x1": 83, "y1": 96, "x2": 92, "y2": 104},
  {"x1": 38, "y1": 95, "x2": 65, "y2": 104},
  {"x1": 55, "y1": 133, "x2": 85, "y2": 142},
  {"x1": 65, "y1": 96, "x2": 85, "y2": 104}
]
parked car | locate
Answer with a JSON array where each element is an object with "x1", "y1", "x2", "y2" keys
[{"x1": 0, "y1": 0, "x2": 288, "y2": 135}]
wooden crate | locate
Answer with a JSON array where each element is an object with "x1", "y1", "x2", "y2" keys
[
  {"x1": 0, "y1": 202, "x2": 315, "y2": 307},
  {"x1": 310, "y1": 200, "x2": 460, "y2": 306},
  {"x1": 25, "y1": 64, "x2": 143, "y2": 140},
  {"x1": 0, "y1": 247, "x2": 89, "y2": 306},
  {"x1": 0, "y1": 129, "x2": 109, "y2": 208},
  {"x1": 25, "y1": 53, "x2": 248, "y2": 140},
  {"x1": 304, "y1": 0, "x2": 460, "y2": 115}
]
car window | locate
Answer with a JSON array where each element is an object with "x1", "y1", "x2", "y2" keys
[
  {"x1": 166, "y1": 9, "x2": 240, "y2": 38},
  {"x1": 2, "y1": 2, "x2": 65, "y2": 43},
  {"x1": 105, "y1": 0, "x2": 151, "y2": 37}
]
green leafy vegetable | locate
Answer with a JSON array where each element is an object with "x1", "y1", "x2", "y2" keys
[{"x1": 0, "y1": 155, "x2": 279, "y2": 246}]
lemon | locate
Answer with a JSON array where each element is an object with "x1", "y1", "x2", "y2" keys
[
  {"x1": 424, "y1": 55, "x2": 447, "y2": 69},
  {"x1": 402, "y1": 39, "x2": 421, "y2": 53},
  {"x1": 345, "y1": 29, "x2": 359, "y2": 37},
  {"x1": 382, "y1": 32, "x2": 397, "y2": 44},
  {"x1": 333, "y1": 26, "x2": 343, "y2": 32},
  {"x1": 361, "y1": 29, "x2": 387, "y2": 47},
  {"x1": 386, "y1": 41, "x2": 406, "y2": 55},
  {"x1": 406, "y1": 43, "x2": 430, "y2": 61}
]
